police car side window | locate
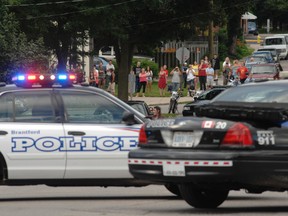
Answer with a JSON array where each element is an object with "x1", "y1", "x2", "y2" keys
[
  {"x1": 60, "y1": 92, "x2": 126, "y2": 124},
  {"x1": 0, "y1": 92, "x2": 54, "y2": 123}
]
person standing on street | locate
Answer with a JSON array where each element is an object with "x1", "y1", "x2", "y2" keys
[
  {"x1": 211, "y1": 54, "x2": 220, "y2": 85},
  {"x1": 163, "y1": 65, "x2": 169, "y2": 86},
  {"x1": 192, "y1": 61, "x2": 199, "y2": 91},
  {"x1": 158, "y1": 67, "x2": 167, "y2": 96},
  {"x1": 186, "y1": 64, "x2": 195, "y2": 96},
  {"x1": 146, "y1": 66, "x2": 153, "y2": 95},
  {"x1": 222, "y1": 57, "x2": 231, "y2": 85},
  {"x1": 136, "y1": 68, "x2": 148, "y2": 97},
  {"x1": 105, "y1": 60, "x2": 115, "y2": 89},
  {"x1": 92, "y1": 65, "x2": 99, "y2": 87},
  {"x1": 133, "y1": 61, "x2": 141, "y2": 92},
  {"x1": 98, "y1": 61, "x2": 106, "y2": 89},
  {"x1": 206, "y1": 63, "x2": 214, "y2": 89},
  {"x1": 128, "y1": 66, "x2": 136, "y2": 100},
  {"x1": 107, "y1": 68, "x2": 116, "y2": 95},
  {"x1": 198, "y1": 59, "x2": 208, "y2": 91},
  {"x1": 181, "y1": 62, "x2": 188, "y2": 89},
  {"x1": 170, "y1": 66, "x2": 182, "y2": 92}
]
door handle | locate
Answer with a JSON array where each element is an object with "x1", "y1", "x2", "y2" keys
[
  {"x1": 68, "y1": 131, "x2": 86, "y2": 136},
  {"x1": 0, "y1": 131, "x2": 8, "y2": 135}
]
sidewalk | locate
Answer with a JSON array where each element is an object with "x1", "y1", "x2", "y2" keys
[{"x1": 133, "y1": 95, "x2": 193, "y2": 106}]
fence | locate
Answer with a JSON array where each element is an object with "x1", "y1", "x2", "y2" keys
[{"x1": 155, "y1": 38, "x2": 218, "y2": 69}]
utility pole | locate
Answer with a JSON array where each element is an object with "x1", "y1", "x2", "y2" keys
[{"x1": 208, "y1": 0, "x2": 214, "y2": 60}]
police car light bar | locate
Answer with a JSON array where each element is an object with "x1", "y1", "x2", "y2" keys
[{"x1": 12, "y1": 73, "x2": 76, "y2": 88}]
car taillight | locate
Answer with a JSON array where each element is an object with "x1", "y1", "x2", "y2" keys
[
  {"x1": 139, "y1": 124, "x2": 147, "y2": 144},
  {"x1": 221, "y1": 123, "x2": 253, "y2": 146}
]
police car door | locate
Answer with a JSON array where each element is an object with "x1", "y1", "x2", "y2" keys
[
  {"x1": 59, "y1": 90, "x2": 140, "y2": 179},
  {"x1": 0, "y1": 90, "x2": 66, "y2": 179}
]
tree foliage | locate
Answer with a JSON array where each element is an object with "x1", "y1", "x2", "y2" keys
[
  {"x1": 0, "y1": 0, "x2": 49, "y2": 80},
  {"x1": 5, "y1": 0, "x2": 260, "y2": 100},
  {"x1": 254, "y1": 0, "x2": 288, "y2": 31}
]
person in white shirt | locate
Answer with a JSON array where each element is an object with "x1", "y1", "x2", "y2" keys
[
  {"x1": 106, "y1": 60, "x2": 115, "y2": 72},
  {"x1": 186, "y1": 64, "x2": 195, "y2": 96},
  {"x1": 206, "y1": 63, "x2": 215, "y2": 89}
]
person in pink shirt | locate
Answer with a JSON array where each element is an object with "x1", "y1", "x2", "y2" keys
[{"x1": 136, "y1": 68, "x2": 148, "y2": 97}]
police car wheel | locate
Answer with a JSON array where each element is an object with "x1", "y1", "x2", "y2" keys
[
  {"x1": 164, "y1": 183, "x2": 181, "y2": 197},
  {"x1": 179, "y1": 183, "x2": 229, "y2": 209}
]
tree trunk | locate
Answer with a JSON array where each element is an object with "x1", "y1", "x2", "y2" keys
[
  {"x1": 53, "y1": 20, "x2": 70, "y2": 72},
  {"x1": 115, "y1": 40, "x2": 134, "y2": 102},
  {"x1": 227, "y1": 14, "x2": 240, "y2": 57}
]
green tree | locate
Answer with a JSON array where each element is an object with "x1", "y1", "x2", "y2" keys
[
  {"x1": 0, "y1": 0, "x2": 48, "y2": 78},
  {"x1": 214, "y1": 0, "x2": 255, "y2": 57},
  {"x1": 254, "y1": 0, "x2": 288, "y2": 31},
  {"x1": 10, "y1": 0, "x2": 90, "y2": 71},
  {"x1": 87, "y1": 0, "x2": 211, "y2": 101}
]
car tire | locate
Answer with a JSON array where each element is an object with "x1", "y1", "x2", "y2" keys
[
  {"x1": 164, "y1": 183, "x2": 181, "y2": 197},
  {"x1": 179, "y1": 183, "x2": 229, "y2": 208}
]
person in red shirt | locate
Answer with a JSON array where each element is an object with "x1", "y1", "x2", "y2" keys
[
  {"x1": 236, "y1": 61, "x2": 249, "y2": 84},
  {"x1": 198, "y1": 59, "x2": 208, "y2": 90}
]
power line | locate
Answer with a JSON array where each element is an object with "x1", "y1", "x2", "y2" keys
[
  {"x1": 15, "y1": 0, "x2": 141, "y2": 20},
  {"x1": 6, "y1": 0, "x2": 89, "y2": 7}
]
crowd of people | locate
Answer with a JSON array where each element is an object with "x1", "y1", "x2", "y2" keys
[{"x1": 67, "y1": 54, "x2": 268, "y2": 99}]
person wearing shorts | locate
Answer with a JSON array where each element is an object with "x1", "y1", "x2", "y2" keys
[{"x1": 206, "y1": 63, "x2": 214, "y2": 89}]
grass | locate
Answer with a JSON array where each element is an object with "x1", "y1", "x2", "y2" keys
[{"x1": 129, "y1": 81, "x2": 190, "y2": 97}]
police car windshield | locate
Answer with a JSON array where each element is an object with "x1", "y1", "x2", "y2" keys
[{"x1": 213, "y1": 85, "x2": 288, "y2": 103}]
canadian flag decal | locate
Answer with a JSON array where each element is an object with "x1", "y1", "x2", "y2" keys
[{"x1": 202, "y1": 120, "x2": 215, "y2": 128}]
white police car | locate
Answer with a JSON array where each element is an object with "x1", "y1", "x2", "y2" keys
[{"x1": 0, "y1": 72, "x2": 152, "y2": 187}]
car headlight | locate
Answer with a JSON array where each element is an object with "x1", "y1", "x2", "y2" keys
[{"x1": 183, "y1": 106, "x2": 191, "y2": 111}]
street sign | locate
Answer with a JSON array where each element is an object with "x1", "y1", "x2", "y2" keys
[{"x1": 176, "y1": 47, "x2": 190, "y2": 64}]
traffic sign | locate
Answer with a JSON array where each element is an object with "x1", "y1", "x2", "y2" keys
[{"x1": 176, "y1": 47, "x2": 190, "y2": 64}]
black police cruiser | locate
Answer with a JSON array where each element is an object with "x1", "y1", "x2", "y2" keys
[{"x1": 129, "y1": 80, "x2": 288, "y2": 208}]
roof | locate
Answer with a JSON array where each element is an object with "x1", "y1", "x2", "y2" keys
[{"x1": 241, "y1": 12, "x2": 257, "y2": 20}]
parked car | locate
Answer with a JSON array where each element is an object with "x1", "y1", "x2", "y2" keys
[
  {"x1": 248, "y1": 21, "x2": 258, "y2": 35},
  {"x1": 245, "y1": 55, "x2": 269, "y2": 72},
  {"x1": 182, "y1": 88, "x2": 227, "y2": 116},
  {"x1": 263, "y1": 35, "x2": 288, "y2": 60},
  {"x1": 257, "y1": 47, "x2": 280, "y2": 63},
  {"x1": 252, "y1": 51, "x2": 275, "y2": 63},
  {"x1": 129, "y1": 79, "x2": 288, "y2": 209},
  {"x1": 250, "y1": 63, "x2": 279, "y2": 80},
  {"x1": 127, "y1": 100, "x2": 153, "y2": 119}
]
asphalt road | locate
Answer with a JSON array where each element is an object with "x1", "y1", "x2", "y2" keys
[{"x1": 1, "y1": 185, "x2": 288, "y2": 216}]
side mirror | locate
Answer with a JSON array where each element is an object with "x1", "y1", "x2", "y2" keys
[{"x1": 122, "y1": 111, "x2": 136, "y2": 125}]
